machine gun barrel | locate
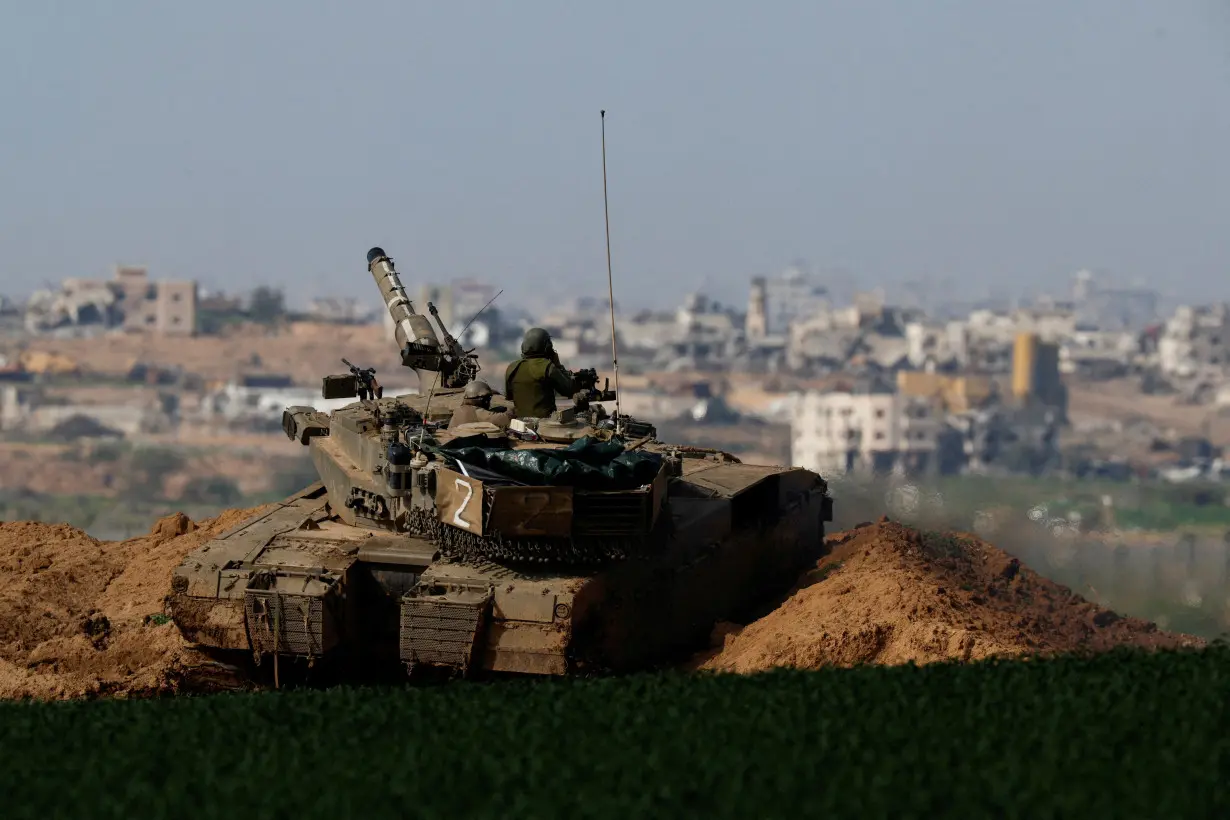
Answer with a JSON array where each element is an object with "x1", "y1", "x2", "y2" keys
[
  {"x1": 341, "y1": 357, "x2": 382, "y2": 401},
  {"x1": 571, "y1": 369, "x2": 617, "y2": 405},
  {"x1": 427, "y1": 301, "x2": 466, "y2": 359},
  {"x1": 366, "y1": 247, "x2": 442, "y2": 356}
]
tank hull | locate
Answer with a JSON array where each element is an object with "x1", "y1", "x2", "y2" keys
[
  {"x1": 168, "y1": 465, "x2": 831, "y2": 678},
  {"x1": 168, "y1": 246, "x2": 835, "y2": 682}
]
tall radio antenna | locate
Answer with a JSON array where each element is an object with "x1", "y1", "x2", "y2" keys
[{"x1": 600, "y1": 109, "x2": 623, "y2": 430}]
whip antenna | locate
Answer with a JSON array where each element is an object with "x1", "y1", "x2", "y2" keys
[
  {"x1": 458, "y1": 289, "x2": 503, "y2": 340},
  {"x1": 600, "y1": 110, "x2": 623, "y2": 431}
]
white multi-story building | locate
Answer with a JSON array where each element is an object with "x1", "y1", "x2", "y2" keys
[
  {"x1": 790, "y1": 388, "x2": 941, "y2": 477},
  {"x1": 1059, "y1": 330, "x2": 1137, "y2": 376},
  {"x1": 1157, "y1": 304, "x2": 1230, "y2": 378},
  {"x1": 965, "y1": 307, "x2": 1077, "y2": 345}
]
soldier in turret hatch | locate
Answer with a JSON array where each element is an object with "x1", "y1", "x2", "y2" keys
[
  {"x1": 505, "y1": 327, "x2": 577, "y2": 418},
  {"x1": 447, "y1": 380, "x2": 514, "y2": 429}
]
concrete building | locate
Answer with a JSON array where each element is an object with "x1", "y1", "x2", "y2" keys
[
  {"x1": 307, "y1": 297, "x2": 373, "y2": 324},
  {"x1": 905, "y1": 323, "x2": 950, "y2": 371},
  {"x1": 923, "y1": 309, "x2": 1074, "y2": 377},
  {"x1": 0, "y1": 384, "x2": 28, "y2": 430},
  {"x1": 946, "y1": 405, "x2": 1060, "y2": 475},
  {"x1": 451, "y1": 279, "x2": 498, "y2": 327},
  {"x1": 896, "y1": 371, "x2": 994, "y2": 413},
  {"x1": 112, "y1": 266, "x2": 197, "y2": 335},
  {"x1": 416, "y1": 279, "x2": 500, "y2": 333},
  {"x1": 746, "y1": 278, "x2": 767, "y2": 338},
  {"x1": 783, "y1": 296, "x2": 921, "y2": 375},
  {"x1": 1059, "y1": 330, "x2": 1137, "y2": 379},
  {"x1": 0, "y1": 383, "x2": 171, "y2": 436},
  {"x1": 966, "y1": 307, "x2": 1077, "y2": 345},
  {"x1": 790, "y1": 384, "x2": 941, "y2": 477},
  {"x1": 413, "y1": 278, "x2": 502, "y2": 349},
  {"x1": 25, "y1": 265, "x2": 197, "y2": 336},
  {"x1": 746, "y1": 266, "x2": 829, "y2": 339},
  {"x1": 203, "y1": 383, "x2": 382, "y2": 425},
  {"x1": 416, "y1": 283, "x2": 455, "y2": 330},
  {"x1": 1157, "y1": 304, "x2": 1230, "y2": 379},
  {"x1": 26, "y1": 404, "x2": 165, "y2": 437},
  {"x1": 1011, "y1": 332, "x2": 1067, "y2": 414}
]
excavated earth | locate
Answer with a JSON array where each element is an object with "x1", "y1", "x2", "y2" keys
[
  {"x1": 692, "y1": 518, "x2": 1204, "y2": 673},
  {"x1": 0, "y1": 511, "x2": 1205, "y2": 700},
  {"x1": 0, "y1": 507, "x2": 273, "y2": 700}
]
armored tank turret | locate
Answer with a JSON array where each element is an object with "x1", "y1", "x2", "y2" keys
[{"x1": 168, "y1": 247, "x2": 833, "y2": 680}]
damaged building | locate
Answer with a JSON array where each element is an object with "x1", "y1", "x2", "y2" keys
[
  {"x1": 25, "y1": 265, "x2": 197, "y2": 336},
  {"x1": 1157, "y1": 303, "x2": 1230, "y2": 380},
  {"x1": 790, "y1": 327, "x2": 1066, "y2": 478}
]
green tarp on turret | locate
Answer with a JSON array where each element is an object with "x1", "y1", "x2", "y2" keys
[{"x1": 427, "y1": 435, "x2": 662, "y2": 491}]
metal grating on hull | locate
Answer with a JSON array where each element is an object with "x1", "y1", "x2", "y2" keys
[
  {"x1": 573, "y1": 490, "x2": 650, "y2": 535},
  {"x1": 244, "y1": 570, "x2": 342, "y2": 658},
  {"x1": 399, "y1": 586, "x2": 491, "y2": 673}
]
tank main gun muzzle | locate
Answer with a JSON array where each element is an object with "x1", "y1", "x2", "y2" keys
[
  {"x1": 366, "y1": 247, "x2": 480, "y2": 389},
  {"x1": 367, "y1": 247, "x2": 442, "y2": 355}
]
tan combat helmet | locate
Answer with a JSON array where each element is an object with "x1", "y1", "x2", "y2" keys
[{"x1": 463, "y1": 379, "x2": 495, "y2": 406}]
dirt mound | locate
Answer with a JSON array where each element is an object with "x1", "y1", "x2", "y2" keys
[
  {"x1": 0, "y1": 506, "x2": 271, "y2": 700},
  {"x1": 696, "y1": 519, "x2": 1204, "y2": 674},
  {"x1": 1, "y1": 509, "x2": 1208, "y2": 697}
]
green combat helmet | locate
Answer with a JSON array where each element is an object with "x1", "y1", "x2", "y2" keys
[{"x1": 521, "y1": 327, "x2": 554, "y2": 357}]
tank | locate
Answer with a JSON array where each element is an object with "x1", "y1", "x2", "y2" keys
[{"x1": 167, "y1": 247, "x2": 833, "y2": 681}]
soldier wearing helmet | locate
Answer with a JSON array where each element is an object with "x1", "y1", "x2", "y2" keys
[
  {"x1": 447, "y1": 379, "x2": 513, "y2": 430},
  {"x1": 504, "y1": 327, "x2": 577, "y2": 418}
]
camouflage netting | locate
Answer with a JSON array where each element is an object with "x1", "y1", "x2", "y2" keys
[{"x1": 427, "y1": 435, "x2": 663, "y2": 491}]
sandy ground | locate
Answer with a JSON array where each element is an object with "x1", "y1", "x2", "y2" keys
[
  {"x1": 692, "y1": 519, "x2": 1203, "y2": 673},
  {"x1": 0, "y1": 441, "x2": 305, "y2": 498},
  {"x1": 1066, "y1": 379, "x2": 1230, "y2": 446},
  {"x1": 0, "y1": 507, "x2": 272, "y2": 699},
  {"x1": 10, "y1": 322, "x2": 399, "y2": 385},
  {"x1": 0, "y1": 511, "x2": 1205, "y2": 700}
]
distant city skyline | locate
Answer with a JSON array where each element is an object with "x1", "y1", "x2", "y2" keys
[
  {"x1": 4, "y1": 253, "x2": 1203, "y2": 324},
  {"x1": 2, "y1": 1, "x2": 1227, "y2": 311}
]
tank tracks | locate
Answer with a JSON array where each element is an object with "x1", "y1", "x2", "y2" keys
[{"x1": 405, "y1": 506, "x2": 668, "y2": 567}]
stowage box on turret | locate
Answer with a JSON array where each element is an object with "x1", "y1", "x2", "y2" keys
[{"x1": 168, "y1": 247, "x2": 833, "y2": 680}]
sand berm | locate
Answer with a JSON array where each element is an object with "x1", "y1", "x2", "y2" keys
[
  {"x1": 0, "y1": 507, "x2": 274, "y2": 699},
  {"x1": 0, "y1": 510, "x2": 1203, "y2": 699},
  {"x1": 693, "y1": 518, "x2": 1201, "y2": 672}
]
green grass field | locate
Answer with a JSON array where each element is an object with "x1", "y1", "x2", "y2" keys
[
  {"x1": 829, "y1": 472, "x2": 1230, "y2": 534},
  {"x1": 3, "y1": 647, "x2": 1229, "y2": 819},
  {"x1": 824, "y1": 473, "x2": 1230, "y2": 640}
]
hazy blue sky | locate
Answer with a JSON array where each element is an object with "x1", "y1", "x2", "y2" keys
[{"x1": 2, "y1": 1, "x2": 1227, "y2": 311}]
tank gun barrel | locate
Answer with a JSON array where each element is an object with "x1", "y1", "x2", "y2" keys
[
  {"x1": 367, "y1": 247, "x2": 442, "y2": 355},
  {"x1": 366, "y1": 247, "x2": 479, "y2": 390}
]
